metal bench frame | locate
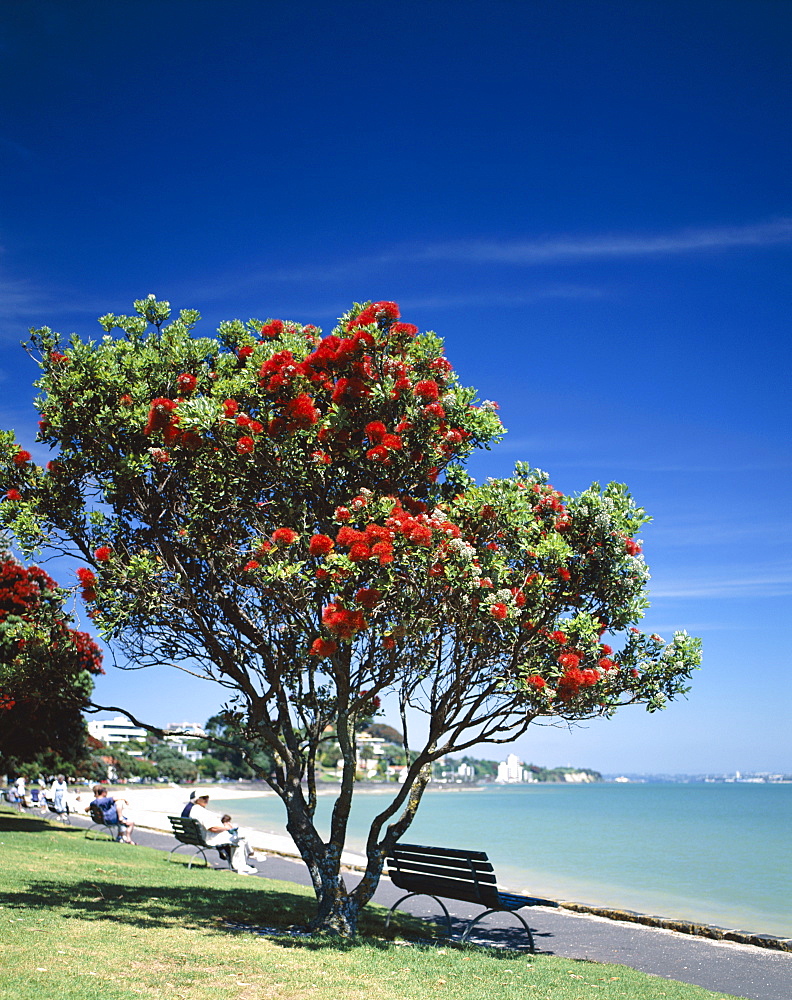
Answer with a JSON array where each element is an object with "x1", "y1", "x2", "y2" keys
[
  {"x1": 167, "y1": 815, "x2": 233, "y2": 869},
  {"x1": 385, "y1": 843, "x2": 559, "y2": 951}
]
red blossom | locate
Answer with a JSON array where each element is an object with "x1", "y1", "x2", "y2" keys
[
  {"x1": 310, "y1": 637, "x2": 338, "y2": 658},
  {"x1": 334, "y1": 506, "x2": 352, "y2": 522},
  {"x1": 272, "y1": 527, "x2": 299, "y2": 546},
  {"x1": 223, "y1": 399, "x2": 239, "y2": 417},
  {"x1": 260, "y1": 319, "x2": 285, "y2": 339},
  {"x1": 625, "y1": 537, "x2": 643, "y2": 556},
  {"x1": 550, "y1": 630, "x2": 568, "y2": 645},
  {"x1": 144, "y1": 397, "x2": 178, "y2": 435},
  {"x1": 76, "y1": 568, "x2": 96, "y2": 587},
  {"x1": 238, "y1": 345, "x2": 255, "y2": 360},
  {"x1": 13, "y1": 448, "x2": 31, "y2": 466},
  {"x1": 429, "y1": 357, "x2": 453, "y2": 378},
  {"x1": 285, "y1": 393, "x2": 320, "y2": 428},
  {"x1": 558, "y1": 652, "x2": 581, "y2": 670},
  {"x1": 176, "y1": 373, "x2": 197, "y2": 393},
  {"x1": 414, "y1": 379, "x2": 440, "y2": 401},
  {"x1": 365, "y1": 421, "x2": 387, "y2": 442},
  {"x1": 236, "y1": 436, "x2": 255, "y2": 454},
  {"x1": 4, "y1": 490, "x2": 21, "y2": 501},
  {"x1": 94, "y1": 546, "x2": 112, "y2": 562},
  {"x1": 526, "y1": 675, "x2": 546, "y2": 690},
  {"x1": 348, "y1": 542, "x2": 371, "y2": 562},
  {"x1": 423, "y1": 403, "x2": 446, "y2": 419},
  {"x1": 355, "y1": 588, "x2": 382, "y2": 609},
  {"x1": 242, "y1": 560, "x2": 260, "y2": 572},
  {"x1": 371, "y1": 541, "x2": 394, "y2": 565},
  {"x1": 390, "y1": 322, "x2": 418, "y2": 337},
  {"x1": 309, "y1": 534, "x2": 334, "y2": 557},
  {"x1": 490, "y1": 603, "x2": 508, "y2": 620},
  {"x1": 321, "y1": 602, "x2": 367, "y2": 639},
  {"x1": 557, "y1": 567, "x2": 571, "y2": 581},
  {"x1": 366, "y1": 445, "x2": 390, "y2": 463}
]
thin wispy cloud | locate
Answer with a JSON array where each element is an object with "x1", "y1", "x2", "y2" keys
[
  {"x1": 411, "y1": 218, "x2": 792, "y2": 265},
  {"x1": 650, "y1": 573, "x2": 792, "y2": 600}
]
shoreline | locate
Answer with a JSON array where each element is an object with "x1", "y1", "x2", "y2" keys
[{"x1": 105, "y1": 784, "x2": 792, "y2": 953}]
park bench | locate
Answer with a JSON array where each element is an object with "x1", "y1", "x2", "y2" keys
[
  {"x1": 167, "y1": 815, "x2": 233, "y2": 869},
  {"x1": 85, "y1": 803, "x2": 123, "y2": 841},
  {"x1": 385, "y1": 843, "x2": 559, "y2": 952}
]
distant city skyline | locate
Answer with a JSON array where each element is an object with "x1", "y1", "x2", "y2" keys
[{"x1": 2, "y1": 1, "x2": 790, "y2": 774}]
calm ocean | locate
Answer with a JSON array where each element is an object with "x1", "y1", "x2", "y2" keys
[{"x1": 214, "y1": 782, "x2": 792, "y2": 938}]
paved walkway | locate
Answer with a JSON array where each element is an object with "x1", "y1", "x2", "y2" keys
[{"x1": 96, "y1": 820, "x2": 792, "y2": 1000}]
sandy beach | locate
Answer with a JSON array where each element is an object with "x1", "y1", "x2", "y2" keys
[{"x1": 104, "y1": 784, "x2": 367, "y2": 866}]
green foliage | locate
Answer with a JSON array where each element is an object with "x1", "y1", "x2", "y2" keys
[
  {"x1": 149, "y1": 742, "x2": 199, "y2": 782},
  {"x1": 0, "y1": 297, "x2": 701, "y2": 933}
]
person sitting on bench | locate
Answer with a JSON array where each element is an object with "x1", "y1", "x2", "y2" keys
[
  {"x1": 86, "y1": 785, "x2": 136, "y2": 843},
  {"x1": 189, "y1": 793, "x2": 259, "y2": 875}
]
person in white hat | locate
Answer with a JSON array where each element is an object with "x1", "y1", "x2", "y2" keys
[{"x1": 189, "y1": 792, "x2": 261, "y2": 875}]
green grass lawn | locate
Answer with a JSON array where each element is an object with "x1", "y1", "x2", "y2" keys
[{"x1": 0, "y1": 807, "x2": 743, "y2": 1000}]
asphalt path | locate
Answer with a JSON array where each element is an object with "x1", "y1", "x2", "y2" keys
[{"x1": 74, "y1": 819, "x2": 792, "y2": 1000}]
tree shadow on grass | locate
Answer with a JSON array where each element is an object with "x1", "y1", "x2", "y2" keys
[
  {"x1": 0, "y1": 812, "x2": 83, "y2": 834},
  {"x1": 0, "y1": 875, "x2": 317, "y2": 928}
]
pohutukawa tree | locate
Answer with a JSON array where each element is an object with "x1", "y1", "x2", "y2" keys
[
  {"x1": 0, "y1": 296, "x2": 700, "y2": 934},
  {"x1": 0, "y1": 550, "x2": 103, "y2": 775}
]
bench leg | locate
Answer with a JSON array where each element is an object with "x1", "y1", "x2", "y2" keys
[
  {"x1": 385, "y1": 893, "x2": 453, "y2": 938},
  {"x1": 461, "y1": 909, "x2": 535, "y2": 953}
]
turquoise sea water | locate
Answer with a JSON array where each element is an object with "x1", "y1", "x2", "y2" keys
[{"x1": 215, "y1": 782, "x2": 792, "y2": 937}]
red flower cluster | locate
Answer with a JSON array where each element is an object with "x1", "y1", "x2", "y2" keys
[
  {"x1": 5, "y1": 489, "x2": 21, "y2": 501},
  {"x1": 310, "y1": 637, "x2": 337, "y2": 658},
  {"x1": 624, "y1": 537, "x2": 642, "y2": 556},
  {"x1": 490, "y1": 602, "x2": 508, "y2": 620},
  {"x1": 322, "y1": 602, "x2": 367, "y2": 640},
  {"x1": 94, "y1": 546, "x2": 112, "y2": 562},
  {"x1": 413, "y1": 379, "x2": 440, "y2": 401},
  {"x1": 176, "y1": 373, "x2": 197, "y2": 393},
  {"x1": 347, "y1": 301, "x2": 400, "y2": 328},
  {"x1": 354, "y1": 588, "x2": 382, "y2": 609},
  {"x1": 143, "y1": 398, "x2": 179, "y2": 437},
  {"x1": 285, "y1": 392, "x2": 320, "y2": 428},
  {"x1": 13, "y1": 448, "x2": 31, "y2": 466},
  {"x1": 309, "y1": 534, "x2": 334, "y2": 556},
  {"x1": 76, "y1": 566, "x2": 97, "y2": 602},
  {"x1": 260, "y1": 319, "x2": 285, "y2": 339},
  {"x1": 236, "y1": 436, "x2": 255, "y2": 454},
  {"x1": 557, "y1": 667, "x2": 599, "y2": 701},
  {"x1": 272, "y1": 527, "x2": 299, "y2": 546}
]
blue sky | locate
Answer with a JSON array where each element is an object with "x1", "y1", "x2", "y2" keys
[{"x1": 1, "y1": 0, "x2": 789, "y2": 774}]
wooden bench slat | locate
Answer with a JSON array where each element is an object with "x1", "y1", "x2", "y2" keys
[
  {"x1": 390, "y1": 873, "x2": 500, "y2": 907},
  {"x1": 390, "y1": 843, "x2": 491, "y2": 862},
  {"x1": 387, "y1": 857, "x2": 496, "y2": 881}
]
